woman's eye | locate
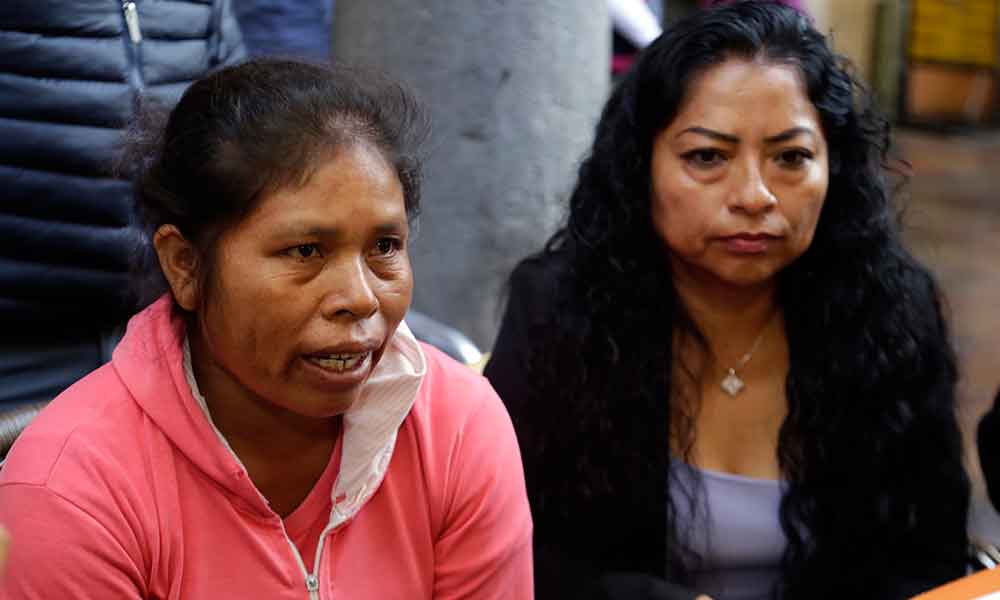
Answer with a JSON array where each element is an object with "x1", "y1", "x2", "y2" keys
[
  {"x1": 683, "y1": 149, "x2": 726, "y2": 169},
  {"x1": 375, "y1": 238, "x2": 401, "y2": 256},
  {"x1": 287, "y1": 244, "x2": 322, "y2": 260},
  {"x1": 777, "y1": 149, "x2": 813, "y2": 168}
]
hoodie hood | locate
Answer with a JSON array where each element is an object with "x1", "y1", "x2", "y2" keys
[{"x1": 113, "y1": 295, "x2": 426, "y2": 524}]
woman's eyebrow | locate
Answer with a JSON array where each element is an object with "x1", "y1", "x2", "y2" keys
[
  {"x1": 373, "y1": 222, "x2": 408, "y2": 236},
  {"x1": 271, "y1": 225, "x2": 342, "y2": 239},
  {"x1": 675, "y1": 126, "x2": 816, "y2": 145},
  {"x1": 763, "y1": 127, "x2": 816, "y2": 144},
  {"x1": 272, "y1": 221, "x2": 407, "y2": 239},
  {"x1": 675, "y1": 126, "x2": 739, "y2": 143}
]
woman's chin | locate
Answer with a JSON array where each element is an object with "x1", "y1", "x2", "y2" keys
[{"x1": 285, "y1": 390, "x2": 362, "y2": 420}]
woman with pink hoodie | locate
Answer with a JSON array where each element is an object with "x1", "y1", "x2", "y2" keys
[{"x1": 0, "y1": 59, "x2": 533, "y2": 599}]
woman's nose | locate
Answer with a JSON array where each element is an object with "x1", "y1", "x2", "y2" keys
[
  {"x1": 319, "y1": 258, "x2": 379, "y2": 320},
  {"x1": 730, "y1": 162, "x2": 777, "y2": 215}
]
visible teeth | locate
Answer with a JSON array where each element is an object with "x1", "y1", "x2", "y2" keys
[{"x1": 312, "y1": 353, "x2": 367, "y2": 372}]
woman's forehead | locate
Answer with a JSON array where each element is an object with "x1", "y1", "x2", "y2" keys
[
  {"x1": 667, "y1": 59, "x2": 819, "y2": 138},
  {"x1": 234, "y1": 144, "x2": 406, "y2": 236}
]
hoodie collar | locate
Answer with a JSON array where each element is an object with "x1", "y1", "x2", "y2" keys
[{"x1": 115, "y1": 295, "x2": 426, "y2": 525}]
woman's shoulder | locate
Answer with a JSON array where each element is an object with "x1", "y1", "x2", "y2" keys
[
  {"x1": 404, "y1": 344, "x2": 527, "y2": 469},
  {"x1": 0, "y1": 363, "x2": 147, "y2": 492},
  {"x1": 412, "y1": 342, "x2": 505, "y2": 425},
  {"x1": 402, "y1": 343, "x2": 523, "y2": 494},
  {"x1": 509, "y1": 250, "x2": 572, "y2": 293},
  {"x1": 503, "y1": 249, "x2": 576, "y2": 327},
  {"x1": 406, "y1": 342, "x2": 525, "y2": 459}
]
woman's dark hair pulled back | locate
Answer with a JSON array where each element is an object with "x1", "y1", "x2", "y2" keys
[{"x1": 123, "y1": 58, "x2": 428, "y2": 308}]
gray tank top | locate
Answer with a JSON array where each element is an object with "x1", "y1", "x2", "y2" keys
[{"x1": 670, "y1": 460, "x2": 786, "y2": 600}]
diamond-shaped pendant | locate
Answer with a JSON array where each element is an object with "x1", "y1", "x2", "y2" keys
[{"x1": 720, "y1": 370, "x2": 745, "y2": 396}]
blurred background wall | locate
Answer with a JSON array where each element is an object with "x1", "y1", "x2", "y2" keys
[{"x1": 332, "y1": 1, "x2": 609, "y2": 349}]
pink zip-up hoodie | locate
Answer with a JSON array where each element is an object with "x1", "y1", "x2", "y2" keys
[{"x1": 0, "y1": 297, "x2": 533, "y2": 599}]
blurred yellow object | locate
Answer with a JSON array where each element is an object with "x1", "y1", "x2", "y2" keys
[
  {"x1": 0, "y1": 525, "x2": 8, "y2": 577},
  {"x1": 910, "y1": 0, "x2": 999, "y2": 67},
  {"x1": 468, "y1": 353, "x2": 490, "y2": 375},
  {"x1": 911, "y1": 568, "x2": 1000, "y2": 599},
  {"x1": 906, "y1": 63, "x2": 997, "y2": 122}
]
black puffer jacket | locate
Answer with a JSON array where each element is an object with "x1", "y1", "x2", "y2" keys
[{"x1": 0, "y1": 0, "x2": 244, "y2": 331}]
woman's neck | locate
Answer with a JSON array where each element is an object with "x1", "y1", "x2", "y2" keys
[
  {"x1": 670, "y1": 265, "x2": 790, "y2": 479},
  {"x1": 671, "y1": 265, "x2": 782, "y2": 366},
  {"x1": 187, "y1": 329, "x2": 339, "y2": 517}
]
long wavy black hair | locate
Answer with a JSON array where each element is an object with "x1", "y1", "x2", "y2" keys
[{"x1": 517, "y1": 2, "x2": 969, "y2": 597}]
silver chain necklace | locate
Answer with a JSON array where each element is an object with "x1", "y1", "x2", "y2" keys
[{"x1": 719, "y1": 314, "x2": 777, "y2": 397}]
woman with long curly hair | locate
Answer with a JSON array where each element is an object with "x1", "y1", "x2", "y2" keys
[{"x1": 485, "y1": 2, "x2": 970, "y2": 599}]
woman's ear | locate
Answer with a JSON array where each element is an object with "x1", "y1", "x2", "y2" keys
[{"x1": 153, "y1": 224, "x2": 201, "y2": 311}]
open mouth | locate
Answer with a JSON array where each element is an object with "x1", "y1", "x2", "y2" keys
[{"x1": 305, "y1": 352, "x2": 371, "y2": 373}]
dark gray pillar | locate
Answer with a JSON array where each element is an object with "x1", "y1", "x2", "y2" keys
[{"x1": 332, "y1": 2, "x2": 609, "y2": 349}]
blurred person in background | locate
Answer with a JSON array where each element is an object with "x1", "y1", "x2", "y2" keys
[
  {"x1": 610, "y1": 0, "x2": 663, "y2": 79},
  {"x1": 486, "y1": 3, "x2": 969, "y2": 599},
  {"x1": 0, "y1": 0, "x2": 244, "y2": 410},
  {"x1": 700, "y1": 0, "x2": 804, "y2": 12},
  {"x1": 234, "y1": 0, "x2": 333, "y2": 60},
  {"x1": 0, "y1": 59, "x2": 532, "y2": 599}
]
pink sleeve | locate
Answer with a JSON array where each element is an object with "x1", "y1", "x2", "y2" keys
[
  {"x1": 432, "y1": 384, "x2": 534, "y2": 599},
  {"x1": 0, "y1": 484, "x2": 146, "y2": 599}
]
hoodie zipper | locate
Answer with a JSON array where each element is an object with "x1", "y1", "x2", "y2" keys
[
  {"x1": 120, "y1": 1, "x2": 145, "y2": 94},
  {"x1": 276, "y1": 464, "x2": 351, "y2": 599},
  {"x1": 280, "y1": 520, "x2": 340, "y2": 600}
]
